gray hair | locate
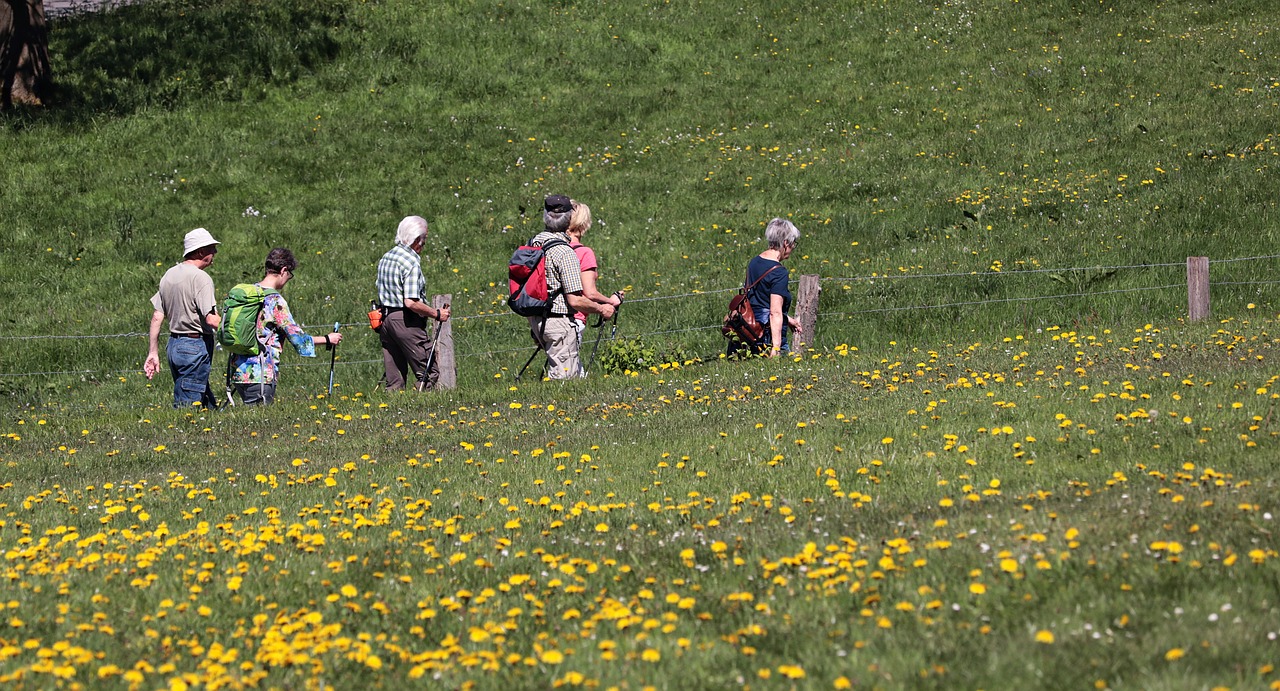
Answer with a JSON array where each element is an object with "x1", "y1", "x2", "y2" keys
[
  {"x1": 396, "y1": 216, "x2": 429, "y2": 246},
  {"x1": 765, "y1": 218, "x2": 800, "y2": 250},
  {"x1": 544, "y1": 209, "x2": 572, "y2": 234}
]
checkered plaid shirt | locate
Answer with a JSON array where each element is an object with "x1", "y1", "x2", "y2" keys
[
  {"x1": 530, "y1": 231, "x2": 583, "y2": 315},
  {"x1": 375, "y1": 243, "x2": 425, "y2": 308}
]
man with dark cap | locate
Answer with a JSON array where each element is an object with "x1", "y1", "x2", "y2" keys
[
  {"x1": 525, "y1": 195, "x2": 615, "y2": 379},
  {"x1": 144, "y1": 228, "x2": 222, "y2": 408}
]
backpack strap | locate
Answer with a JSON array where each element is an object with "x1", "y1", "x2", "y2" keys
[
  {"x1": 743, "y1": 264, "x2": 780, "y2": 294},
  {"x1": 531, "y1": 236, "x2": 571, "y2": 325},
  {"x1": 254, "y1": 286, "x2": 280, "y2": 353}
]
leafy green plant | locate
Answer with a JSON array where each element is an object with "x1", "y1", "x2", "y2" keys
[{"x1": 594, "y1": 335, "x2": 698, "y2": 375}]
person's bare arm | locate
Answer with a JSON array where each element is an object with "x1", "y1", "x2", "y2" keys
[
  {"x1": 144, "y1": 310, "x2": 165, "y2": 379},
  {"x1": 404, "y1": 298, "x2": 450, "y2": 322},
  {"x1": 566, "y1": 292, "x2": 614, "y2": 319},
  {"x1": 769, "y1": 293, "x2": 785, "y2": 356},
  {"x1": 579, "y1": 270, "x2": 622, "y2": 307}
]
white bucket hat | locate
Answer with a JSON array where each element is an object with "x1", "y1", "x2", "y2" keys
[{"x1": 183, "y1": 228, "x2": 220, "y2": 256}]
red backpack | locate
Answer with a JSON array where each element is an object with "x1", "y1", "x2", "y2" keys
[{"x1": 508, "y1": 237, "x2": 569, "y2": 317}]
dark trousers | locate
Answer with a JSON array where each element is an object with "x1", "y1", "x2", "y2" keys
[
  {"x1": 377, "y1": 310, "x2": 438, "y2": 391},
  {"x1": 235, "y1": 382, "x2": 276, "y2": 406}
]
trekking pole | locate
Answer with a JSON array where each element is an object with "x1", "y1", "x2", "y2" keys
[
  {"x1": 327, "y1": 321, "x2": 340, "y2": 396},
  {"x1": 224, "y1": 351, "x2": 236, "y2": 408},
  {"x1": 423, "y1": 304, "x2": 448, "y2": 377},
  {"x1": 514, "y1": 345, "x2": 542, "y2": 382},
  {"x1": 515, "y1": 309, "x2": 551, "y2": 382},
  {"x1": 587, "y1": 292, "x2": 623, "y2": 372}
]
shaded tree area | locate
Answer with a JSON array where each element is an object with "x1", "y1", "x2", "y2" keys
[
  {"x1": 1, "y1": 0, "x2": 52, "y2": 107},
  {"x1": 4, "y1": 0, "x2": 350, "y2": 118}
]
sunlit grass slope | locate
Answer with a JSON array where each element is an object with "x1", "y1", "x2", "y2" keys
[
  {"x1": 1, "y1": 0, "x2": 1278, "y2": 395},
  {"x1": 1, "y1": 2, "x2": 1279, "y2": 687}
]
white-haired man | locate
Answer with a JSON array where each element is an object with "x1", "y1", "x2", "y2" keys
[{"x1": 374, "y1": 216, "x2": 451, "y2": 391}]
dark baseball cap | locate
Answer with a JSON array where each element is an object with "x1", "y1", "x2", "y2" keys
[{"x1": 544, "y1": 195, "x2": 574, "y2": 213}]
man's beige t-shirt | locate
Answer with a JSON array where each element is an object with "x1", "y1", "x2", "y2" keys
[{"x1": 151, "y1": 263, "x2": 217, "y2": 336}]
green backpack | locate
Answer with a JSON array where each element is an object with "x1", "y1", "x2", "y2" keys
[{"x1": 218, "y1": 284, "x2": 278, "y2": 356}]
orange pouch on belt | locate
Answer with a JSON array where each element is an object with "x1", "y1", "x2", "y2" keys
[{"x1": 368, "y1": 307, "x2": 382, "y2": 330}]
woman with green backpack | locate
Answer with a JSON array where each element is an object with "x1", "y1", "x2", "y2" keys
[{"x1": 222, "y1": 248, "x2": 342, "y2": 405}]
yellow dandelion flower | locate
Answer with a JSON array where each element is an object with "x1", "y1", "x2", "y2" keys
[
  {"x1": 969, "y1": 583, "x2": 987, "y2": 595},
  {"x1": 1165, "y1": 647, "x2": 1185, "y2": 661},
  {"x1": 1035, "y1": 630, "x2": 1055, "y2": 644},
  {"x1": 541, "y1": 650, "x2": 564, "y2": 664},
  {"x1": 778, "y1": 664, "x2": 806, "y2": 679}
]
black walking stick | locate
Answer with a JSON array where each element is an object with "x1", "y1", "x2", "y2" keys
[
  {"x1": 514, "y1": 344, "x2": 543, "y2": 382},
  {"x1": 423, "y1": 305, "x2": 448, "y2": 378},
  {"x1": 327, "y1": 322, "x2": 340, "y2": 396},
  {"x1": 515, "y1": 309, "x2": 551, "y2": 382},
  {"x1": 586, "y1": 292, "x2": 623, "y2": 373},
  {"x1": 224, "y1": 357, "x2": 236, "y2": 408}
]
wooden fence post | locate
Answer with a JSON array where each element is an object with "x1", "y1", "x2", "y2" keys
[
  {"x1": 1186, "y1": 257, "x2": 1210, "y2": 322},
  {"x1": 432, "y1": 294, "x2": 456, "y2": 388},
  {"x1": 794, "y1": 274, "x2": 821, "y2": 353}
]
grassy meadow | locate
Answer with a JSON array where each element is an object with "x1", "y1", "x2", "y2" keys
[{"x1": 2, "y1": 0, "x2": 1279, "y2": 688}]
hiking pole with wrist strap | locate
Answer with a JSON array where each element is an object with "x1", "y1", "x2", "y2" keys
[
  {"x1": 423, "y1": 304, "x2": 448, "y2": 382},
  {"x1": 327, "y1": 322, "x2": 340, "y2": 396}
]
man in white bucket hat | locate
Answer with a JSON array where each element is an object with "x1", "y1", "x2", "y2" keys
[{"x1": 144, "y1": 228, "x2": 223, "y2": 408}]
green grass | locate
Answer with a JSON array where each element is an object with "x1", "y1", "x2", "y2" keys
[
  {"x1": 2, "y1": 0, "x2": 1279, "y2": 396},
  {"x1": 2, "y1": 0, "x2": 1280, "y2": 687}
]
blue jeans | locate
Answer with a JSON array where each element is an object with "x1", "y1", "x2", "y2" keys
[
  {"x1": 755, "y1": 308, "x2": 791, "y2": 353},
  {"x1": 167, "y1": 337, "x2": 215, "y2": 408},
  {"x1": 726, "y1": 310, "x2": 789, "y2": 357}
]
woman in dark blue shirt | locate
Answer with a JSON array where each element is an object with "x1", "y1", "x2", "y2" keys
[{"x1": 736, "y1": 218, "x2": 804, "y2": 356}]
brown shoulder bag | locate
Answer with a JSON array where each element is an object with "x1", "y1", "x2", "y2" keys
[{"x1": 722, "y1": 265, "x2": 778, "y2": 345}]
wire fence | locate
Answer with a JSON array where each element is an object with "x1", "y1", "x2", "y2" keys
[
  {"x1": 818, "y1": 283, "x2": 1186, "y2": 318},
  {"x1": 2, "y1": 254, "x2": 1277, "y2": 381}
]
